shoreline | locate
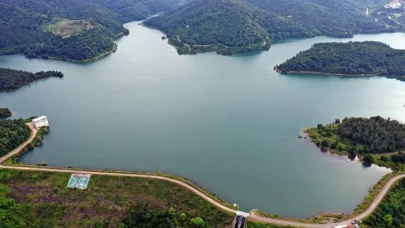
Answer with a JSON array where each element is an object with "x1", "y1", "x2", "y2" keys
[
  {"x1": 2, "y1": 124, "x2": 405, "y2": 227},
  {"x1": 46, "y1": 43, "x2": 118, "y2": 63},
  {"x1": 274, "y1": 66, "x2": 377, "y2": 77},
  {"x1": 0, "y1": 74, "x2": 64, "y2": 93},
  {"x1": 140, "y1": 22, "x2": 270, "y2": 56},
  {"x1": 302, "y1": 129, "x2": 349, "y2": 156}
]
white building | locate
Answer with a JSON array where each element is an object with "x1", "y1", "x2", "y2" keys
[
  {"x1": 384, "y1": 0, "x2": 402, "y2": 9},
  {"x1": 32, "y1": 116, "x2": 49, "y2": 129}
]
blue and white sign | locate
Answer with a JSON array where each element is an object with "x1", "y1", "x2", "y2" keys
[{"x1": 67, "y1": 173, "x2": 91, "y2": 189}]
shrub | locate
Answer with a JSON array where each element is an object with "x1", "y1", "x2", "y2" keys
[
  {"x1": 363, "y1": 154, "x2": 374, "y2": 165},
  {"x1": 191, "y1": 217, "x2": 204, "y2": 227}
]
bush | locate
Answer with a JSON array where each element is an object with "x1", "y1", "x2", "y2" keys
[
  {"x1": 191, "y1": 217, "x2": 204, "y2": 227},
  {"x1": 180, "y1": 213, "x2": 186, "y2": 220},
  {"x1": 363, "y1": 154, "x2": 374, "y2": 165}
]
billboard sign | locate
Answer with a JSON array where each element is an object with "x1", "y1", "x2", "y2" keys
[{"x1": 67, "y1": 173, "x2": 91, "y2": 189}]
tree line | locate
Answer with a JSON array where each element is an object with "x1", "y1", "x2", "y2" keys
[
  {"x1": 0, "y1": 68, "x2": 63, "y2": 92},
  {"x1": 0, "y1": 119, "x2": 31, "y2": 157},
  {"x1": 277, "y1": 41, "x2": 405, "y2": 76},
  {"x1": 337, "y1": 116, "x2": 405, "y2": 154}
]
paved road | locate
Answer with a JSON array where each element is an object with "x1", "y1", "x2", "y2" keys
[{"x1": 1, "y1": 126, "x2": 404, "y2": 227}]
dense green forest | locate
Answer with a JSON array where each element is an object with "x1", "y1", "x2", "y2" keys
[
  {"x1": 144, "y1": 0, "x2": 397, "y2": 55},
  {"x1": 0, "y1": 68, "x2": 63, "y2": 92},
  {"x1": 84, "y1": 0, "x2": 189, "y2": 22},
  {"x1": 364, "y1": 178, "x2": 405, "y2": 228},
  {"x1": 0, "y1": 0, "x2": 187, "y2": 61},
  {"x1": 0, "y1": 108, "x2": 11, "y2": 118},
  {"x1": 277, "y1": 41, "x2": 405, "y2": 76},
  {"x1": 0, "y1": 119, "x2": 30, "y2": 157},
  {"x1": 307, "y1": 116, "x2": 405, "y2": 156}
]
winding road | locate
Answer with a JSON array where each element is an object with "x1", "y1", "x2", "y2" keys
[{"x1": 1, "y1": 125, "x2": 404, "y2": 227}]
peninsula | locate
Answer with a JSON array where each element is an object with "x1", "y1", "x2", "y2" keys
[
  {"x1": 276, "y1": 41, "x2": 405, "y2": 77},
  {"x1": 0, "y1": 108, "x2": 12, "y2": 118},
  {"x1": 0, "y1": 68, "x2": 63, "y2": 92},
  {"x1": 144, "y1": 0, "x2": 396, "y2": 56},
  {"x1": 305, "y1": 116, "x2": 405, "y2": 171},
  {"x1": 0, "y1": 0, "x2": 187, "y2": 61},
  {"x1": 306, "y1": 116, "x2": 405, "y2": 156}
]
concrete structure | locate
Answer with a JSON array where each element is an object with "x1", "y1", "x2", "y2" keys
[
  {"x1": 32, "y1": 116, "x2": 49, "y2": 129},
  {"x1": 233, "y1": 211, "x2": 249, "y2": 228},
  {"x1": 384, "y1": 0, "x2": 402, "y2": 9}
]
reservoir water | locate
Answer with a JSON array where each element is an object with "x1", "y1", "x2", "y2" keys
[{"x1": 1, "y1": 22, "x2": 403, "y2": 218}]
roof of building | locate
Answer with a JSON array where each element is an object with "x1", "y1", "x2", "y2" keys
[
  {"x1": 236, "y1": 211, "x2": 250, "y2": 218},
  {"x1": 32, "y1": 116, "x2": 47, "y2": 122}
]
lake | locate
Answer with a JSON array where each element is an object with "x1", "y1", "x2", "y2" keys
[{"x1": 1, "y1": 22, "x2": 403, "y2": 218}]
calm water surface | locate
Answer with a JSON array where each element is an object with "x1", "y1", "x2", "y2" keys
[{"x1": 1, "y1": 22, "x2": 404, "y2": 218}]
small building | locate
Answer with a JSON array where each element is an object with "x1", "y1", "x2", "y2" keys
[
  {"x1": 32, "y1": 116, "x2": 49, "y2": 129},
  {"x1": 233, "y1": 211, "x2": 249, "y2": 228},
  {"x1": 384, "y1": 0, "x2": 402, "y2": 9}
]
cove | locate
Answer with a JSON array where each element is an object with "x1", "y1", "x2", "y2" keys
[{"x1": 1, "y1": 22, "x2": 404, "y2": 218}]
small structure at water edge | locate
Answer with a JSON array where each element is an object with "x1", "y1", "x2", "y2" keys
[
  {"x1": 233, "y1": 211, "x2": 249, "y2": 228},
  {"x1": 32, "y1": 116, "x2": 49, "y2": 129}
]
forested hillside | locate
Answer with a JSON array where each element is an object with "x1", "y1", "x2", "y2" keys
[
  {"x1": 364, "y1": 178, "x2": 405, "y2": 228},
  {"x1": 277, "y1": 41, "x2": 405, "y2": 76},
  {"x1": 84, "y1": 0, "x2": 189, "y2": 22},
  {"x1": 0, "y1": 119, "x2": 31, "y2": 157},
  {"x1": 144, "y1": 0, "x2": 397, "y2": 55},
  {"x1": 0, "y1": 68, "x2": 63, "y2": 92},
  {"x1": 0, "y1": 0, "x2": 187, "y2": 61}
]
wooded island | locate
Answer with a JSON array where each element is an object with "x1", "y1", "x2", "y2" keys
[
  {"x1": 0, "y1": 68, "x2": 63, "y2": 92},
  {"x1": 277, "y1": 41, "x2": 405, "y2": 77}
]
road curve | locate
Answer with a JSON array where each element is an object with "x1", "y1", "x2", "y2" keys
[
  {"x1": 1, "y1": 126, "x2": 405, "y2": 227},
  {"x1": 0, "y1": 123, "x2": 37, "y2": 163},
  {"x1": 251, "y1": 170, "x2": 405, "y2": 227}
]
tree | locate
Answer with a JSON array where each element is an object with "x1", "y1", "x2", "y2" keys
[
  {"x1": 363, "y1": 154, "x2": 375, "y2": 165},
  {"x1": 321, "y1": 140, "x2": 329, "y2": 148},
  {"x1": 384, "y1": 214, "x2": 393, "y2": 226},
  {"x1": 191, "y1": 217, "x2": 204, "y2": 227},
  {"x1": 330, "y1": 143, "x2": 337, "y2": 149},
  {"x1": 335, "y1": 119, "x2": 341, "y2": 124}
]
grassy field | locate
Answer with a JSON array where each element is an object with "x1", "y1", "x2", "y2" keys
[
  {"x1": 0, "y1": 168, "x2": 296, "y2": 228},
  {"x1": 0, "y1": 169, "x2": 233, "y2": 227},
  {"x1": 306, "y1": 124, "x2": 364, "y2": 155},
  {"x1": 43, "y1": 18, "x2": 94, "y2": 38}
]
